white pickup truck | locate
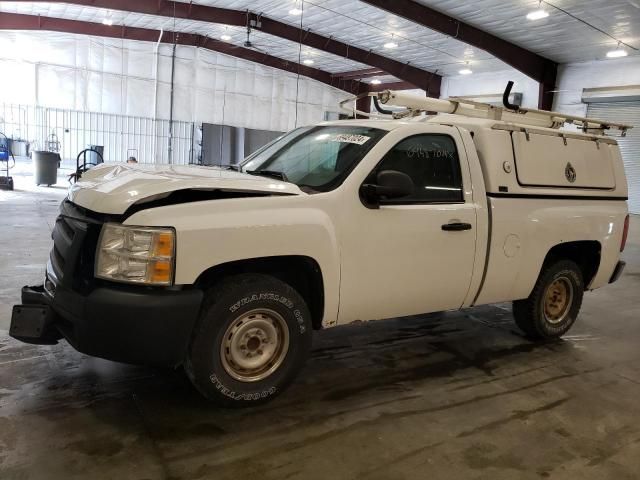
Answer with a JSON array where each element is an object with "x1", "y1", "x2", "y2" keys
[{"x1": 10, "y1": 89, "x2": 631, "y2": 407}]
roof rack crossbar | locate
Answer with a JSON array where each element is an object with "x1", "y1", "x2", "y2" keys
[{"x1": 370, "y1": 88, "x2": 633, "y2": 136}]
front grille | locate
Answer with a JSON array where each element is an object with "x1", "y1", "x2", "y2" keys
[
  {"x1": 51, "y1": 243, "x2": 66, "y2": 273},
  {"x1": 48, "y1": 200, "x2": 108, "y2": 292},
  {"x1": 57, "y1": 215, "x2": 75, "y2": 241},
  {"x1": 49, "y1": 216, "x2": 77, "y2": 284}
]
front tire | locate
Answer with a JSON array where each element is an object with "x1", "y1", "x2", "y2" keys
[
  {"x1": 513, "y1": 260, "x2": 584, "y2": 340},
  {"x1": 185, "y1": 274, "x2": 312, "y2": 407}
]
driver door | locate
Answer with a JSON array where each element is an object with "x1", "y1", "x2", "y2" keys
[{"x1": 337, "y1": 129, "x2": 478, "y2": 324}]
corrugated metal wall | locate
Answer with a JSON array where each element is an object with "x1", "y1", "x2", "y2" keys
[
  {"x1": 0, "y1": 103, "x2": 194, "y2": 165},
  {"x1": 587, "y1": 101, "x2": 640, "y2": 214}
]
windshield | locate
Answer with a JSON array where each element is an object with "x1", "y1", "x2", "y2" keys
[{"x1": 241, "y1": 125, "x2": 387, "y2": 192}]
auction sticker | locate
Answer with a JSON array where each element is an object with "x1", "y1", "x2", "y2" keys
[{"x1": 332, "y1": 134, "x2": 370, "y2": 145}]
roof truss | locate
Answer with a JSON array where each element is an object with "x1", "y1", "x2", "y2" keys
[
  {"x1": 10, "y1": 0, "x2": 442, "y2": 97},
  {"x1": 0, "y1": 12, "x2": 371, "y2": 95},
  {"x1": 361, "y1": 0, "x2": 558, "y2": 109}
]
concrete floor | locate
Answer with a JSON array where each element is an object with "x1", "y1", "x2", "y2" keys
[{"x1": 1, "y1": 166, "x2": 640, "y2": 479}]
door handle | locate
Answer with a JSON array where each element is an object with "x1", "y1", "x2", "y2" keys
[{"x1": 442, "y1": 222, "x2": 472, "y2": 231}]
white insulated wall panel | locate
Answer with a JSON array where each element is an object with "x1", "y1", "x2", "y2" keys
[
  {"x1": 441, "y1": 69, "x2": 540, "y2": 109},
  {"x1": 0, "y1": 31, "x2": 346, "y2": 133},
  {"x1": 588, "y1": 101, "x2": 640, "y2": 214},
  {"x1": 553, "y1": 57, "x2": 640, "y2": 117}
]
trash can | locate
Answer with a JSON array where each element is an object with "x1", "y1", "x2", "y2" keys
[
  {"x1": 87, "y1": 145, "x2": 104, "y2": 165},
  {"x1": 33, "y1": 151, "x2": 60, "y2": 186}
]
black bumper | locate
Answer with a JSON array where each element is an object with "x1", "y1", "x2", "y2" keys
[
  {"x1": 609, "y1": 261, "x2": 626, "y2": 284},
  {"x1": 11, "y1": 283, "x2": 203, "y2": 367}
]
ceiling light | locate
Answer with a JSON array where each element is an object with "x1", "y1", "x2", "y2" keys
[
  {"x1": 289, "y1": 8, "x2": 302, "y2": 15},
  {"x1": 102, "y1": 18, "x2": 113, "y2": 26},
  {"x1": 527, "y1": 1, "x2": 549, "y2": 21},
  {"x1": 526, "y1": 9, "x2": 549, "y2": 20},
  {"x1": 220, "y1": 34, "x2": 232, "y2": 41},
  {"x1": 370, "y1": 79, "x2": 382, "y2": 85},
  {"x1": 383, "y1": 41, "x2": 398, "y2": 49},
  {"x1": 303, "y1": 59, "x2": 314, "y2": 65},
  {"x1": 459, "y1": 68, "x2": 473, "y2": 75},
  {"x1": 606, "y1": 48, "x2": 628, "y2": 58}
]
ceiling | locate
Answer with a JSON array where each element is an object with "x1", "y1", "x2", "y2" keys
[
  {"x1": 173, "y1": 0, "x2": 510, "y2": 75},
  {"x1": 413, "y1": 0, "x2": 640, "y2": 64},
  {"x1": 0, "y1": 2, "x2": 376, "y2": 74},
  {"x1": 0, "y1": 0, "x2": 638, "y2": 85}
]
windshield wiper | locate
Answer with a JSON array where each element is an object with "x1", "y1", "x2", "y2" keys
[
  {"x1": 246, "y1": 170, "x2": 289, "y2": 182},
  {"x1": 297, "y1": 184, "x2": 320, "y2": 194}
]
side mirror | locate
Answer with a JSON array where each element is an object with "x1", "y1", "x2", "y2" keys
[{"x1": 360, "y1": 170, "x2": 414, "y2": 208}]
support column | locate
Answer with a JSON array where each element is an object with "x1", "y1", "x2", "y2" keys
[
  {"x1": 538, "y1": 63, "x2": 558, "y2": 111},
  {"x1": 356, "y1": 95, "x2": 371, "y2": 118}
]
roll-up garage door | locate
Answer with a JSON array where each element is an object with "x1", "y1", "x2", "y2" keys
[{"x1": 587, "y1": 101, "x2": 640, "y2": 214}]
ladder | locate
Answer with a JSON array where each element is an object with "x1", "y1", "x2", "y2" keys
[{"x1": 341, "y1": 82, "x2": 633, "y2": 137}]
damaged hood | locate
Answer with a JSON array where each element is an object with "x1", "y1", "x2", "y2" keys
[{"x1": 68, "y1": 163, "x2": 302, "y2": 215}]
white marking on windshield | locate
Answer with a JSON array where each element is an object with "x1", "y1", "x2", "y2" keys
[{"x1": 331, "y1": 134, "x2": 371, "y2": 145}]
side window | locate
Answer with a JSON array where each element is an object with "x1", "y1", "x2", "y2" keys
[{"x1": 374, "y1": 134, "x2": 464, "y2": 203}]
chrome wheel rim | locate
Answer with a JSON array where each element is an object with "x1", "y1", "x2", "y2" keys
[
  {"x1": 220, "y1": 308, "x2": 290, "y2": 382},
  {"x1": 543, "y1": 276, "x2": 574, "y2": 325}
]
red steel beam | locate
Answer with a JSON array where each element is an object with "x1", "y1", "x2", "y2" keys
[
  {"x1": 369, "y1": 81, "x2": 418, "y2": 92},
  {"x1": 0, "y1": 12, "x2": 370, "y2": 95},
  {"x1": 361, "y1": 0, "x2": 557, "y2": 110},
  {"x1": 9, "y1": 0, "x2": 441, "y2": 97},
  {"x1": 335, "y1": 68, "x2": 387, "y2": 80},
  {"x1": 335, "y1": 69, "x2": 421, "y2": 91}
]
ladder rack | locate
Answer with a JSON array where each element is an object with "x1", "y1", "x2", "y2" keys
[{"x1": 340, "y1": 83, "x2": 633, "y2": 137}]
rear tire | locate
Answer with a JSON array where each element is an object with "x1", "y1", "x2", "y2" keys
[
  {"x1": 513, "y1": 260, "x2": 584, "y2": 340},
  {"x1": 185, "y1": 274, "x2": 312, "y2": 407}
]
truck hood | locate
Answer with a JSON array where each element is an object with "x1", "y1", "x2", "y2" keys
[{"x1": 68, "y1": 163, "x2": 302, "y2": 215}]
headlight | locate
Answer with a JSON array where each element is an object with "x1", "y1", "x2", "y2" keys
[{"x1": 96, "y1": 223, "x2": 175, "y2": 286}]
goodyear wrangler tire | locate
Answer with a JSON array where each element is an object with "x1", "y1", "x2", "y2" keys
[
  {"x1": 513, "y1": 260, "x2": 584, "y2": 340},
  {"x1": 185, "y1": 274, "x2": 312, "y2": 407}
]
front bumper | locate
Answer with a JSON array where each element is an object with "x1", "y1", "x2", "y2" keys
[{"x1": 10, "y1": 282, "x2": 203, "y2": 367}]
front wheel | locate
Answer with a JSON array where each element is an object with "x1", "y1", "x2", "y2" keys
[
  {"x1": 185, "y1": 274, "x2": 313, "y2": 407},
  {"x1": 513, "y1": 260, "x2": 584, "y2": 340}
]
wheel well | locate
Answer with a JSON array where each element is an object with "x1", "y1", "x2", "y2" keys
[
  {"x1": 195, "y1": 256, "x2": 325, "y2": 330},
  {"x1": 544, "y1": 240, "x2": 601, "y2": 288}
]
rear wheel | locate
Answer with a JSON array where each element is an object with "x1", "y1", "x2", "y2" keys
[
  {"x1": 185, "y1": 274, "x2": 312, "y2": 407},
  {"x1": 513, "y1": 260, "x2": 584, "y2": 340}
]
